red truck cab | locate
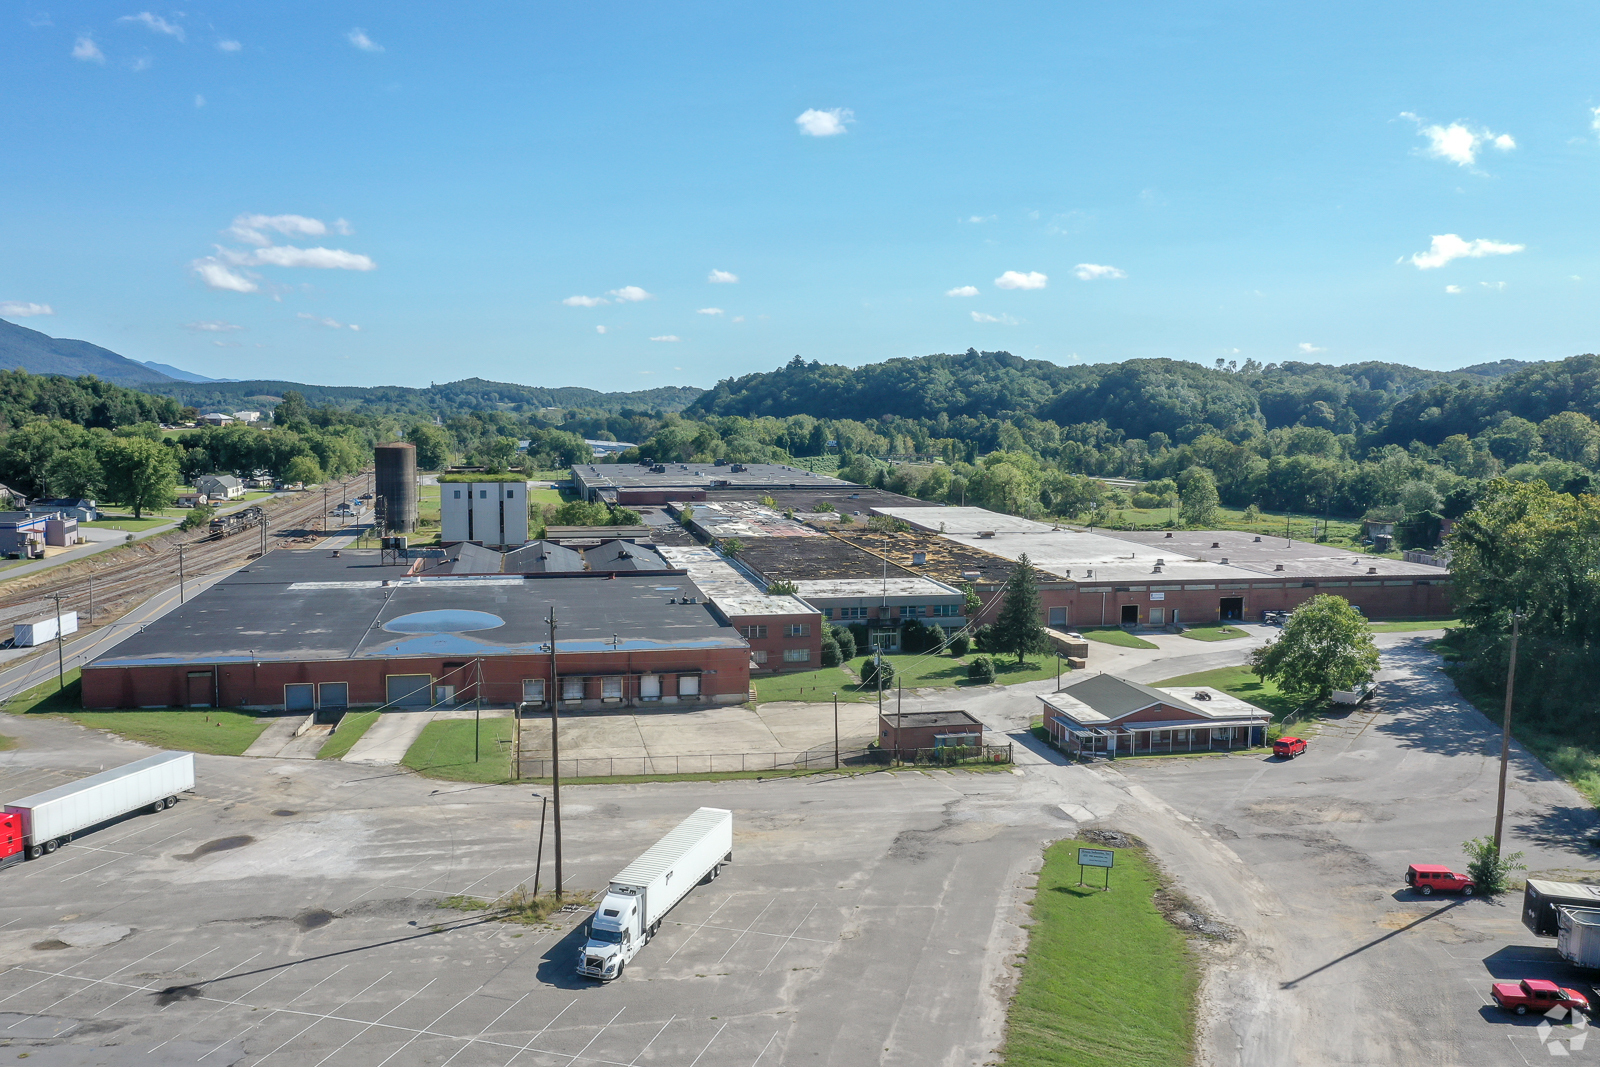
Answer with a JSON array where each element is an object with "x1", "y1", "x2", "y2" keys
[
  {"x1": 1406, "y1": 863, "x2": 1475, "y2": 896},
  {"x1": 1492, "y1": 978, "x2": 1590, "y2": 1016},
  {"x1": 0, "y1": 812, "x2": 22, "y2": 870},
  {"x1": 1273, "y1": 737, "x2": 1307, "y2": 759}
]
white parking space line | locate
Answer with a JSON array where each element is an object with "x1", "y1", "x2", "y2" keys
[
  {"x1": 438, "y1": 987, "x2": 537, "y2": 1067},
  {"x1": 0, "y1": 946, "x2": 121, "y2": 1008},
  {"x1": 309, "y1": 977, "x2": 439, "y2": 1067},
  {"x1": 758, "y1": 903, "x2": 819, "y2": 974},
  {"x1": 373, "y1": 987, "x2": 482, "y2": 1067},
  {"x1": 715, "y1": 901, "x2": 776, "y2": 964},
  {"x1": 628, "y1": 1014, "x2": 674, "y2": 1065},
  {"x1": 500, "y1": 998, "x2": 577, "y2": 1067},
  {"x1": 20, "y1": 940, "x2": 178, "y2": 1022},
  {"x1": 149, "y1": 952, "x2": 267, "y2": 1050},
  {"x1": 561, "y1": 1006, "x2": 625, "y2": 1067},
  {"x1": 676, "y1": 918, "x2": 834, "y2": 946},
  {"x1": 685, "y1": 1020, "x2": 727, "y2": 1067},
  {"x1": 664, "y1": 897, "x2": 733, "y2": 964},
  {"x1": 251, "y1": 971, "x2": 391, "y2": 1067},
  {"x1": 750, "y1": 1031, "x2": 780, "y2": 1065}
]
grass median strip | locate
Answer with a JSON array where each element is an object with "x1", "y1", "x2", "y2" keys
[
  {"x1": 4, "y1": 671, "x2": 271, "y2": 755},
  {"x1": 1366, "y1": 617, "x2": 1460, "y2": 633},
  {"x1": 1177, "y1": 624, "x2": 1247, "y2": 642},
  {"x1": 316, "y1": 710, "x2": 380, "y2": 760},
  {"x1": 402, "y1": 717, "x2": 514, "y2": 783},
  {"x1": 1003, "y1": 838, "x2": 1198, "y2": 1067},
  {"x1": 1080, "y1": 627, "x2": 1160, "y2": 650}
]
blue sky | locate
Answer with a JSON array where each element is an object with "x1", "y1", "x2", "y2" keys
[{"x1": 4, "y1": 3, "x2": 1599, "y2": 389}]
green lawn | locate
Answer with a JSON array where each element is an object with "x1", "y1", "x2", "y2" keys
[
  {"x1": 402, "y1": 718, "x2": 515, "y2": 783},
  {"x1": 1154, "y1": 665, "x2": 1302, "y2": 721},
  {"x1": 1081, "y1": 627, "x2": 1160, "y2": 649},
  {"x1": 752, "y1": 665, "x2": 865, "y2": 703},
  {"x1": 83, "y1": 515, "x2": 176, "y2": 532},
  {"x1": 1367, "y1": 617, "x2": 1461, "y2": 633},
  {"x1": 1177, "y1": 624, "x2": 1248, "y2": 642},
  {"x1": 1003, "y1": 839, "x2": 1197, "y2": 1067},
  {"x1": 316, "y1": 710, "x2": 380, "y2": 760},
  {"x1": 0, "y1": 731, "x2": 16, "y2": 751},
  {"x1": 753, "y1": 652, "x2": 1074, "y2": 704},
  {"x1": 4, "y1": 670, "x2": 272, "y2": 755}
]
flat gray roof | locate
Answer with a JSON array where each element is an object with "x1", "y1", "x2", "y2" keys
[{"x1": 657, "y1": 546, "x2": 819, "y2": 619}]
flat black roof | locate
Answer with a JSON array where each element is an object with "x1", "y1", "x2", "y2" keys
[
  {"x1": 881, "y1": 710, "x2": 983, "y2": 729},
  {"x1": 737, "y1": 535, "x2": 920, "y2": 583},
  {"x1": 87, "y1": 549, "x2": 743, "y2": 668}
]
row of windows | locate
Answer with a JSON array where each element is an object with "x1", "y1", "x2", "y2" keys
[
  {"x1": 751, "y1": 648, "x2": 813, "y2": 664},
  {"x1": 521, "y1": 674, "x2": 700, "y2": 702},
  {"x1": 450, "y1": 488, "x2": 520, "y2": 499},
  {"x1": 822, "y1": 605, "x2": 962, "y2": 620},
  {"x1": 739, "y1": 624, "x2": 813, "y2": 639}
]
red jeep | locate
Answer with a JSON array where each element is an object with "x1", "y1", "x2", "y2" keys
[
  {"x1": 1406, "y1": 863, "x2": 1475, "y2": 896},
  {"x1": 1273, "y1": 736, "x2": 1307, "y2": 759},
  {"x1": 1492, "y1": 978, "x2": 1590, "y2": 1016}
]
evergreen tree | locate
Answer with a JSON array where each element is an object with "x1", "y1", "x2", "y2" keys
[{"x1": 989, "y1": 554, "x2": 1048, "y2": 665}]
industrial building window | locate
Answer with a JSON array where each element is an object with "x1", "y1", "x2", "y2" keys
[
  {"x1": 783, "y1": 648, "x2": 811, "y2": 663},
  {"x1": 453, "y1": 490, "x2": 462, "y2": 498},
  {"x1": 480, "y1": 490, "x2": 488, "y2": 498},
  {"x1": 562, "y1": 677, "x2": 584, "y2": 701},
  {"x1": 739, "y1": 624, "x2": 768, "y2": 639},
  {"x1": 820, "y1": 608, "x2": 833, "y2": 618},
  {"x1": 678, "y1": 674, "x2": 700, "y2": 696},
  {"x1": 839, "y1": 606, "x2": 868, "y2": 619},
  {"x1": 783, "y1": 623, "x2": 810, "y2": 637},
  {"x1": 505, "y1": 488, "x2": 517, "y2": 499},
  {"x1": 931, "y1": 605, "x2": 960, "y2": 617},
  {"x1": 899, "y1": 605, "x2": 924, "y2": 617},
  {"x1": 522, "y1": 678, "x2": 545, "y2": 703},
  {"x1": 601, "y1": 677, "x2": 623, "y2": 700},
  {"x1": 751, "y1": 650, "x2": 768, "y2": 664}
]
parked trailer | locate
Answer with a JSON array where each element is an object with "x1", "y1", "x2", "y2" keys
[
  {"x1": 209, "y1": 506, "x2": 265, "y2": 539},
  {"x1": 0, "y1": 752, "x2": 194, "y2": 869},
  {"x1": 577, "y1": 807, "x2": 733, "y2": 980},
  {"x1": 1331, "y1": 682, "x2": 1376, "y2": 706},
  {"x1": 1558, "y1": 906, "x2": 1600, "y2": 968},
  {"x1": 13, "y1": 610, "x2": 79, "y2": 648},
  {"x1": 1523, "y1": 879, "x2": 1600, "y2": 937}
]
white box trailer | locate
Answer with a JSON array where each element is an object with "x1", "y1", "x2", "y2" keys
[
  {"x1": 577, "y1": 807, "x2": 733, "y2": 980},
  {"x1": 1331, "y1": 682, "x2": 1376, "y2": 706},
  {"x1": 1, "y1": 752, "x2": 194, "y2": 868},
  {"x1": 1558, "y1": 906, "x2": 1600, "y2": 969},
  {"x1": 13, "y1": 611, "x2": 79, "y2": 648}
]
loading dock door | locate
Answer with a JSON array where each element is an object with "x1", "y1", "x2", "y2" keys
[
  {"x1": 1120, "y1": 604, "x2": 1139, "y2": 625},
  {"x1": 1219, "y1": 597, "x2": 1244, "y2": 621},
  {"x1": 285, "y1": 683, "x2": 314, "y2": 711},
  {"x1": 386, "y1": 674, "x2": 433, "y2": 707},
  {"x1": 186, "y1": 671, "x2": 213, "y2": 708}
]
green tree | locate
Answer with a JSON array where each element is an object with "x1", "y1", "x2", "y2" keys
[
  {"x1": 819, "y1": 631, "x2": 842, "y2": 668},
  {"x1": 767, "y1": 579, "x2": 800, "y2": 595},
  {"x1": 967, "y1": 655, "x2": 995, "y2": 684},
  {"x1": 830, "y1": 624, "x2": 856, "y2": 660},
  {"x1": 860, "y1": 655, "x2": 894, "y2": 691},
  {"x1": 1177, "y1": 467, "x2": 1220, "y2": 527},
  {"x1": 43, "y1": 448, "x2": 104, "y2": 500},
  {"x1": 1249, "y1": 594, "x2": 1380, "y2": 705},
  {"x1": 99, "y1": 437, "x2": 179, "y2": 518},
  {"x1": 273, "y1": 391, "x2": 310, "y2": 430},
  {"x1": 179, "y1": 503, "x2": 217, "y2": 531},
  {"x1": 550, "y1": 499, "x2": 610, "y2": 527},
  {"x1": 989, "y1": 554, "x2": 1048, "y2": 665},
  {"x1": 721, "y1": 537, "x2": 744, "y2": 557},
  {"x1": 283, "y1": 454, "x2": 323, "y2": 485},
  {"x1": 1461, "y1": 836, "x2": 1526, "y2": 895},
  {"x1": 948, "y1": 632, "x2": 971, "y2": 658},
  {"x1": 407, "y1": 424, "x2": 452, "y2": 470}
]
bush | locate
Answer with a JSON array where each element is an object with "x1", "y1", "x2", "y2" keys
[
  {"x1": 971, "y1": 623, "x2": 995, "y2": 653},
  {"x1": 819, "y1": 633, "x2": 841, "y2": 668},
  {"x1": 1462, "y1": 836, "x2": 1526, "y2": 894},
  {"x1": 859, "y1": 656, "x2": 895, "y2": 691},
  {"x1": 178, "y1": 504, "x2": 216, "y2": 531},
  {"x1": 967, "y1": 655, "x2": 996, "y2": 684},
  {"x1": 948, "y1": 633, "x2": 971, "y2": 658},
  {"x1": 830, "y1": 624, "x2": 856, "y2": 660},
  {"x1": 848, "y1": 622, "x2": 869, "y2": 653}
]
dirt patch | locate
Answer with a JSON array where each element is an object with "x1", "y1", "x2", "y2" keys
[
  {"x1": 176, "y1": 835, "x2": 255, "y2": 861},
  {"x1": 1374, "y1": 909, "x2": 1489, "y2": 944},
  {"x1": 1081, "y1": 828, "x2": 1137, "y2": 848},
  {"x1": 294, "y1": 908, "x2": 336, "y2": 931},
  {"x1": 31, "y1": 940, "x2": 70, "y2": 951},
  {"x1": 1243, "y1": 797, "x2": 1395, "y2": 826},
  {"x1": 155, "y1": 984, "x2": 203, "y2": 1006},
  {"x1": 272, "y1": 809, "x2": 297, "y2": 817}
]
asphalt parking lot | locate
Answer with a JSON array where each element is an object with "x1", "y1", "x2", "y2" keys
[
  {"x1": 1115, "y1": 633, "x2": 1600, "y2": 1066},
  {"x1": 0, "y1": 715, "x2": 1060, "y2": 1066}
]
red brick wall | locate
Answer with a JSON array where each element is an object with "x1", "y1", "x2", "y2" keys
[
  {"x1": 733, "y1": 610, "x2": 823, "y2": 672},
  {"x1": 971, "y1": 578, "x2": 1452, "y2": 626}
]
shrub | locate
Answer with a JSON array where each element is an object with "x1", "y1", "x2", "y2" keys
[
  {"x1": 1462, "y1": 836, "x2": 1526, "y2": 894},
  {"x1": 831, "y1": 624, "x2": 856, "y2": 660},
  {"x1": 948, "y1": 633, "x2": 971, "y2": 658},
  {"x1": 847, "y1": 623, "x2": 869, "y2": 653},
  {"x1": 971, "y1": 623, "x2": 995, "y2": 653},
  {"x1": 819, "y1": 633, "x2": 841, "y2": 668},
  {"x1": 860, "y1": 656, "x2": 895, "y2": 691},
  {"x1": 178, "y1": 503, "x2": 216, "y2": 531},
  {"x1": 967, "y1": 655, "x2": 996, "y2": 684}
]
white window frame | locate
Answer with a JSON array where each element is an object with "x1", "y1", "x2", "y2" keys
[
  {"x1": 782, "y1": 648, "x2": 811, "y2": 663},
  {"x1": 601, "y1": 676, "x2": 623, "y2": 701},
  {"x1": 751, "y1": 650, "x2": 768, "y2": 664},
  {"x1": 522, "y1": 678, "x2": 546, "y2": 703},
  {"x1": 561, "y1": 676, "x2": 584, "y2": 701}
]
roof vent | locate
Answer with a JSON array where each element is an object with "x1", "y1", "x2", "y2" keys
[
  {"x1": 1253, "y1": 536, "x2": 1262, "y2": 542},
  {"x1": 1274, "y1": 563, "x2": 1284, "y2": 571},
  {"x1": 1367, "y1": 566, "x2": 1378, "y2": 574},
  {"x1": 978, "y1": 531, "x2": 995, "y2": 539},
  {"x1": 1157, "y1": 559, "x2": 1165, "y2": 567},
  {"x1": 1211, "y1": 541, "x2": 1221, "y2": 548},
  {"x1": 1193, "y1": 690, "x2": 1212, "y2": 700},
  {"x1": 1220, "y1": 557, "x2": 1229, "y2": 565},
  {"x1": 961, "y1": 570, "x2": 981, "y2": 580},
  {"x1": 1152, "y1": 564, "x2": 1162, "y2": 574},
  {"x1": 912, "y1": 551, "x2": 927, "y2": 565},
  {"x1": 1164, "y1": 531, "x2": 1173, "y2": 538}
]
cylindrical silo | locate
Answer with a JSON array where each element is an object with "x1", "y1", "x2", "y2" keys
[{"x1": 374, "y1": 441, "x2": 418, "y2": 533}]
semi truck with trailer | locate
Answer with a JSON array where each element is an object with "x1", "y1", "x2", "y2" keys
[
  {"x1": 1, "y1": 752, "x2": 194, "y2": 869},
  {"x1": 577, "y1": 807, "x2": 733, "y2": 981},
  {"x1": 1523, "y1": 879, "x2": 1600, "y2": 937},
  {"x1": 1557, "y1": 905, "x2": 1600, "y2": 969}
]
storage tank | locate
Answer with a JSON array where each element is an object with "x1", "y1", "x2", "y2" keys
[{"x1": 373, "y1": 441, "x2": 418, "y2": 533}]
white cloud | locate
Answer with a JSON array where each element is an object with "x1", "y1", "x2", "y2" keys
[
  {"x1": 1593, "y1": 107, "x2": 1600, "y2": 133},
  {"x1": 732, "y1": 316, "x2": 745, "y2": 323},
  {"x1": 994, "y1": 270, "x2": 1047, "y2": 290},
  {"x1": 595, "y1": 325, "x2": 607, "y2": 334},
  {"x1": 333, "y1": 218, "x2": 354, "y2": 235},
  {"x1": 217, "y1": 39, "x2": 241, "y2": 52},
  {"x1": 1073, "y1": 263, "x2": 1126, "y2": 281},
  {"x1": 347, "y1": 28, "x2": 383, "y2": 52},
  {"x1": 1404, "y1": 114, "x2": 1516, "y2": 167},
  {"x1": 228, "y1": 213, "x2": 328, "y2": 245},
  {"x1": 650, "y1": 335, "x2": 681, "y2": 342},
  {"x1": 119, "y1": 12, "x2": 184, "y2": 41},
  {"x1": 193, "y1": 260, "x2": 258, "y2": 292},
  {"x1": 130, "y1": 56, "x2": 152, "y2": 72},
  {"x1": 608, "y1": 285, "x2": 652, "y2": 302},
  {"x1": 945, "y1": 285, "x2": 979, "y2": 297},
  {"x1": 563, "y1": 295, "x2": 608, "y2": 307},
  {"x1": 1481, "y1": 280, "x2": 1506, "y2": 291},
  {"x1": 707, "y1": 269, "x2": 738, "y2": 284},
  {"x1": 971, "y1": 311, "x2": 1020, "y2": 325},
  {"x1": 795, "y1": 108, "x2": 852, "y2": 137},
  {"x1": 194, "y1": 94, "x2": 205, "y2": 108},
  {"x1": 1409, "y1": 233, "x2": 1525, "y2": 269},
  {"x1": 72, "y1": 36, "x2": 104, "y2": 62},
  {"x1": 184, "y1": 320, "x2": 241, "y2": 331},
  {"x1": 0, "y1": 301, "x2": 53, "y2": 317},
  {"x1": 1445, "y1": 285, "x2": 1462, "y2": 294},
  {"x1": 697, "y1": 307, "x2": 724, "y2": 316},
  {"x1": 297, "y1": 312, "x2": 358, "y2": 330},
  {"x1": 1297, "y1": 342, "x2": 1325, "y2": 354},
  {"x1": 250, "y1": 245, "x2": 375, "y2": 270}
]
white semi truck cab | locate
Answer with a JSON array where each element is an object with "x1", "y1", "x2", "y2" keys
[{"x1": 578, "y1": 807, "x2": 733, "y2": 980}]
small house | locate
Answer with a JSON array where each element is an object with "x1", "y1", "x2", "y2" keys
[
  {"x1": 878, "y1": 710, "x2": 986, "y2": 759},
  {"x1": 194, "y1": 474, "x2": 245, "y2": 501},
  {"x1": 27, "y1": 498, "x2": 100, "y2": 523},
  {"x1": 1039, "y1": 673, "x2": 1270, "y2": 758},
  {"x1": 231, "y1": 410, "x2": 263, "y2": 424},
  {"x1": 199, "y1": 412, "x2": 236, "y2": 427},
  {"x1": 0, "y1": 512, "x2": 50, "y2": 558}
]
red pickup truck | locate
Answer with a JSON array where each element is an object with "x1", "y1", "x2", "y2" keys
[
  {"x1": 1406, "y1": 864, "x2": 1475, "y2": 896},
  {"x1": 1273, "y1": 737, "x2": 1307, "y2": 759},
  {"x1": 1491, "y1": 978, "x2": 1590, "y2": 1016}
]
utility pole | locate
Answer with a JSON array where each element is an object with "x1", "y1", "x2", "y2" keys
[
  {"x1": 176, "y1": 542, "x2": 188, "y2": 603},
  {"x1": 833, "y1": 692, "x2": 840, "y2": 769},
  {"x1": 548, "y1": 606, "x2": 563, "y2": 900},
  {"x1": 1492, "y1": 613, "x2": 1523, "y2": 853},
  {"x1": 473, "y1": 657, "x2": 482, "y2": 762},
  {"x1": 47, "y1": 592, "x2": 67, "y2": 692}
]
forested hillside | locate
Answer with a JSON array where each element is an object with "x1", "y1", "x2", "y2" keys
[{"x1": 141, "y1": 376, "x2": 703, "y2": 417}]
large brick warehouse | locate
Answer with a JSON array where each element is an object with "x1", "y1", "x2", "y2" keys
[{"x1": 80, "y1": 550, "x2": 753, "y2": 712}]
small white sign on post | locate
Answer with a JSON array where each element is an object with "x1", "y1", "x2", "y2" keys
[{"x1": 1077, "y1": 846, "x2": 1115, "y2": 890}]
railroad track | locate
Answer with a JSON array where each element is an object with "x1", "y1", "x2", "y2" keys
[{"x1": 0, "y1": 470, "x2": 375, "y2": 635}]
